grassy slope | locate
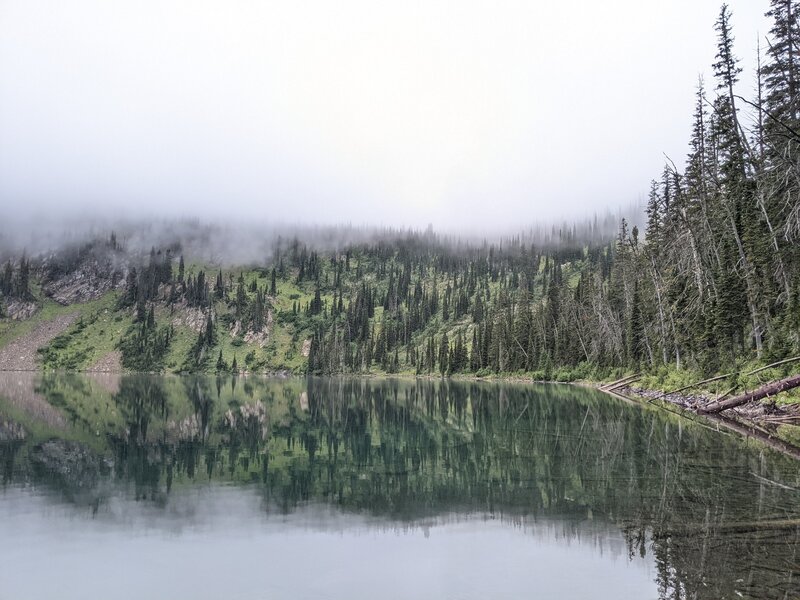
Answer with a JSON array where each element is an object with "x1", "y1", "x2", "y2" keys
[
  {"x1": 19, "y1": 266, "x2": 320, "y2": 374},
  {"x1": 35, "y1": 292, "x2": 129, "y2": 370},
  {"x1": 0, "y1": 297, "x2": 89, "y2": 349}
]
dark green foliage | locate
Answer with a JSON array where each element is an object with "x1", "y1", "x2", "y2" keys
[
  {"x1": 117, "y1": 248, "x2": 173, "y2": 310},
  {"x1": 214, "y1": 270, "x2": 225, "y2": 300},
  {"x1": 37, "y1": 318, "x2": 93, "y2": 370},
  {"x1": 117, "y1": 309, "x2": 173, "y2": 372},
  {"x1": 181, "y1": 312, "x2": 218, "y2": 373},
  {"x1": 762, "y1": 0, "x2": 800, "y2": 146},
  {"x1": 184, "y1": 270, "x2": 210, "y2": 308},
  {"x1": 0, "y1": 256, "x2": 34, "y2": 301},
  {"x1": 438, "y1": 333, "x2": 449, "y2": 376},
  {"x1": 216, "y1": 349, "x2": 227, "y2": 373}
]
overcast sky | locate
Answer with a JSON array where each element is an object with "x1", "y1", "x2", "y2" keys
[{"x1": 0, "y1": 0, "x2": 771, "y2": 232}]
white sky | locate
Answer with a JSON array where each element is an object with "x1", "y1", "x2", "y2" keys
[{"x1": 0, "y1": 0, "x2": 771, "y2": 232}]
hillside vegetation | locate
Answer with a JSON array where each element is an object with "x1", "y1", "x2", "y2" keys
[{"x1": 1, "y1": 3, "x2": 800, "y2": 397}]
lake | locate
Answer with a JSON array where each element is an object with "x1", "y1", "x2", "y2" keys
[{"x1": 0, "y1": 374, "x2": 798, "y2": 599}]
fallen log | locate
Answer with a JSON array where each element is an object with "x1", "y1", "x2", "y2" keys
[
  {"x1": 746, "y1": 355, "x2": 800, "y2": 377},
  {"x1": 604, "y1": 375, "x2": 642, "y2": 392},
  {"x1": 664, "y1": 356, "x2": 800, "y2": 398},
  {"x1": 653, "y1": 518, "x2": 800, "y2": 538},
  {"x1": 667, "y1": 371, "x2": 736, "y2": 395},
  {"x1": 600, "y1": 373, "x2": 640, "y2": 390},
  {"x1": 698, "y1": 374, "x2": 800, "y2": 414}
]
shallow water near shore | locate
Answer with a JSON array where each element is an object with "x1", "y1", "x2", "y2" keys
[{"x1": 1, "y1": 374, "x2": 799, "y2": 599}]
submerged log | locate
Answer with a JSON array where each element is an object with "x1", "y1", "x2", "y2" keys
[
  {"x1": 706, "y1": 414, "x2": 800, "y2": 461},
  {"x1": 698, "y1": 374, "x2": 800, "y2": 414},
  {"x1": 653, "y1": 519, "x2": 800, "y2": 538}
]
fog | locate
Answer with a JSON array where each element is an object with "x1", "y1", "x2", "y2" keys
[
  {"x1": 0, "y1": 209, "x2": 634, "y2": 265},
  {"x1": 0, "y1": 0, "x2": 770, "y2": 233}
]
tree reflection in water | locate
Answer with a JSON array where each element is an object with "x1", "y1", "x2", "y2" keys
[{"x1": 1, "y1": 374, "x2": 799, "y2": 599}]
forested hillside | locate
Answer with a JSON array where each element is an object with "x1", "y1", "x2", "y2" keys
[
  {"x1": 0, "y1": 2, "x2": 799, "y2": 382},
  {"x1": 304, "y1": 2, "x2": 800, "y2": 379}
]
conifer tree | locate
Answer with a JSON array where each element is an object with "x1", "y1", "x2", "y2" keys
[{"x1": 438, "y1": 333, "x2": 449, "y2": 376}]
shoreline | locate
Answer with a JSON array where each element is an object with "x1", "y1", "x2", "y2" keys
[{"x1": 599, "y1": 383, "x2": 800, "y2": 461}]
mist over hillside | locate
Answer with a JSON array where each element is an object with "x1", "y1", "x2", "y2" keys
[{"x1": 0, "y1": 207, "x2": 639, "y2": 265}]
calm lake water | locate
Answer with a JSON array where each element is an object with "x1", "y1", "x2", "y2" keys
[{"x1": 0, "y1": 374, "x2": 799, "y2": 600}]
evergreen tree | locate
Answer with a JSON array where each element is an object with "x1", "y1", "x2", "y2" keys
[
  {"x1": 438, "y1": 333, "x2": 449, "y2": 376},
  {"x1": 216, "y1": 349, "x2": 227, "y2": 373}
]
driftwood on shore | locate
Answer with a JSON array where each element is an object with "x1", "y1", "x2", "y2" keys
[
  {"x1": 600, "y1": 373, "x2": 641, "y2": 392},
  {"x1": 698, "y1": 374, "x2": 800, "y2": 414},
  {"x1": 656, "y1": 356, "x2": 800, "y2": 398}
]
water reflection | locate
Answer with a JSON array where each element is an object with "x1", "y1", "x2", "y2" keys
[
  {"x1": 0, "y1": 486, "x2": 655, "y2": 600},
  {"x1": 1, "y1": 373, "x2": 799, "y2": 599}
]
